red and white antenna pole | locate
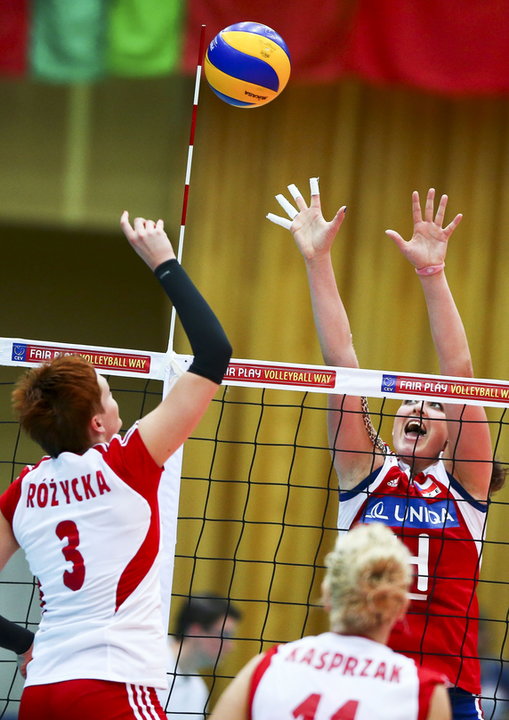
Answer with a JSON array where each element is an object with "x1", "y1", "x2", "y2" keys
[{"x1": 168, "y1": 24, "x2": 207, "y2": 353}]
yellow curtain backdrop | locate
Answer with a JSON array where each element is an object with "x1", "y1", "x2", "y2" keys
[
  {"x1": 0, "y1": 75, "x2": 508, "y2": 695},
  {"x1": 178, "y1": 78, "x2": 509, "y2": 672}
]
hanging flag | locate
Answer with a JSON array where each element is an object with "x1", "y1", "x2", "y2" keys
[
  {"x1": 0, "y1": 0, "x2": 29, "y2": 76},
  {"x1": 344, "y1": 0, "x2": 509, "y2": 95},
  {"x1": 31, "y1": 0, "x2": 109, "y2": 83},
  {"x1": 3, "y1": 0, "x2": 509, "y2": 94},
  {"x1": 181, "y1": 0, "x2": 354, "y2": 82},
  {"x1": 107, "y1": 0, "x2": 184, "y2": 76}
]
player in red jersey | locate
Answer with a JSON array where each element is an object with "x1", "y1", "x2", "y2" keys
[
  {"x1": 0, "y1": 213, "x2": 232, "y2": 720},
  {"x1": 210, "y1": 523, "x2": 451, "y2": 720},
  {"x1": 268, "y1": 181, "x2": 499, "y2": 720}
]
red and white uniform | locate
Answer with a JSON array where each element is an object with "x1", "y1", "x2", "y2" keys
[
  {"x1": 0, "y1": 424, "x2": 168, "y2": 690},
  {"x1": 338, "y1": 454, "x2": 487, "y2": 694},
  {"x1": 249, "y1": 632, "x2": 444, "y2": 720}
]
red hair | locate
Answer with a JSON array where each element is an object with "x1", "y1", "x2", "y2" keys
[{"x1": 12, "y1": 356, "x2": 102, "y2": 457}]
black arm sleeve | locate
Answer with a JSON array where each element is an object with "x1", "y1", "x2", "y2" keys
[
  {"x1": 0, "y1": 615, "x2": 34, "y2": 654},
  {"x1": 154, "y1": 259, "x2": 232, "y2": 385}
]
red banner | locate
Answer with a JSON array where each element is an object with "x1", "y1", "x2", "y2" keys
[
  {"x1": 3, "y1": 0, "x2": 509, "y2": 94},
  {"x1": 0, "y1": 0, "x2": 28, "y2": 76},
  {"x1": 182, "y1": 0, "x2": 353, "y2": 82},
  {"x1": 346, "y1": 0, "x2": 509, "y2": 95},
  {"x1": 184, "y1": 0, "x2": 509, "y2": 95}
]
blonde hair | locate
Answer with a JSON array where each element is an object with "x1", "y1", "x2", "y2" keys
[{"x1": 323, "y1": 523, "x2": 411, "y2": 635}]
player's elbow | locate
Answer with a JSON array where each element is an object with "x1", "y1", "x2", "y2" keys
[{"x1": 189, "y1": 334, "x2": 232, "y2": 385}]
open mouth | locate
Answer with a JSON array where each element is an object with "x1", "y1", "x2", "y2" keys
[{"x1": 404, "y1": 419, "x2": 426, "y2": 438}]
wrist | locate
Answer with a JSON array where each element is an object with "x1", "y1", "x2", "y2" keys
[
  {"x1": 0, "y1": 616, "x2": 34, "y2": 655},
  {"x1": 154, "y1": 258, "x2": 179, "y2": 277},
  {"x1": 415, "y1": 263, "x2": 445, "y2": 277},
  {"x1": 304, "y1": 250, "x2": 333, "y2": 269}
]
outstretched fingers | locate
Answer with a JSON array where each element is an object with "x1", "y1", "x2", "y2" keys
[
  {"x1": 423, "y1": 187, "x2": 436, "y2": 222},
  {"x1": 443, "y1": 213, "x2": 463, "y2": 239},
  {"x1": 276, "y1": 193, "x2": 299, "y2": 220},
  {"x1": 331, "y1": 205, "x2": 348, "y2": 233},
  {"x1": 412, "y1": 190, "x2": 423, "y2": 224},
  {"x1": 434, "y1": 193, "x2": 448, "y2": 227},
  {"x1": 309, "y1": 177, "x2": 321, "y2": 209},
  {"x1": 267, "y1": 179, "x2": 316, "y2": 230},
  {"x1": 266, "y1": 212, "x2": 293, "y2": 230},
  {"x1": 267, "y1": 187, "x2": 298, "y2": 229},
  {"x1": 385, "y1": 228, "x2": 406, "y2": 253},
  {"x1": 287, "y1": 183, "x2": 307, "y2": 211},
  {"x1": 415, "y1": 188, "x2": 459, "y2": 234},
  {"x1": 428, "y1": 189, "x2": 462, "y2": 237},
  {"x1": 288, "y1": 177, "x2": 321, "y2": 210}
]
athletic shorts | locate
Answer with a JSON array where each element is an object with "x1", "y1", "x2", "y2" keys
[
  {"x1": 449, "y1": 687, "x2": 484, "y2": 720},
  {"x1": 19, "y1": 679, "x2": 167, "y2": 720}
]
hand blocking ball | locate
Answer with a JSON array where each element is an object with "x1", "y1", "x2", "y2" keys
[{"x1": 204, "y1": 21, "x2": 291, "y2": 108}]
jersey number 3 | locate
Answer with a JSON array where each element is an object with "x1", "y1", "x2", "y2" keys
[
  {"x1": 293, "y1": 693, "x2": 359, "y2": 719},
  {"x1": 56, "y1": 520, "x2": 86, "y2": 591}
]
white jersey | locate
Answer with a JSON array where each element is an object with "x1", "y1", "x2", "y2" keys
[
  {"x1": 0, "y1": 424, "x2": 168, "y2": 689},
  {"x1": 249, "y1": 632, "x2": 444, "y2": 720}
]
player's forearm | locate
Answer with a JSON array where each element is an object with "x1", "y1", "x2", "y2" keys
[
  {"x1": 155, "y1": 259, "x2": 232, "y2": 384},
  {"x1": 0, "y1": 615, "x2": 34, "y2": 655},
  {"x1": 305, "y1": 253, "x2": 359, "y2": 369},
  {"x1": 420, "y1": 272, "x2": 473, "y2": 378}
]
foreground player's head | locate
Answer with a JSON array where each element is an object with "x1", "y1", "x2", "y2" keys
[
  {"x1": 12, "y1": 355, "x2": 121, "y2": 457},
  {"x1": 322, "y1": 523, "x2": 411, "y2": 639}
]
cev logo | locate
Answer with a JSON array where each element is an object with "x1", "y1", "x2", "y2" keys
[{"x1": 382, "y1": 374, "x2": 397, "y2": 392}]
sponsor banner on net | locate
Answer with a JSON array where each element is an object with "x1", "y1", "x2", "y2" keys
[
  {"x1": 382, "y1": 373, "x2": 509, "y2": 403},
  {"x1": 225, "y1": 361, "x2": 336, "y2": 389},
  {"x1": 10, "y1": 342, "x2": 152, "y2": 374}
]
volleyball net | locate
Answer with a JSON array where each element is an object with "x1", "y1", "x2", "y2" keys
[{"x1": 0, "y1": 336, "x2": 508, "y2": 718}]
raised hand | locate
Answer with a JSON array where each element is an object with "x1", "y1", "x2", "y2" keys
[
  {"x1": 267, "y1": 178, "x2": 347, "y2": 261},
  {"x1": 120, "y1": 212, "x2": 176, "y2": 271},
  {"x1": 385, "y1": 188, "x2": 462, "y2": 275}
]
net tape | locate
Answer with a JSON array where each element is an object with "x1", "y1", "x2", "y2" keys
[{"x1": 2, "y1": 336, "x2": 509, "y2": 406}]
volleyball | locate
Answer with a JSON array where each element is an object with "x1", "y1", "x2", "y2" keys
[{"x1": 204, "y1": 22, "x2": 291, "y2": 108}]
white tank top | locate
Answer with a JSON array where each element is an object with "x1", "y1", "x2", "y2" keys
[
  {"x1": 0, "y1": 424, "x2": 168, "y2": 689},
  {"x1": 249, "y1": 632, "x2": 444, "y2": 720}
]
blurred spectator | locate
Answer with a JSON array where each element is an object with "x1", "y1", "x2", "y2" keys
[{"x1": 158, "y1": 593, "x2": 242, "y2": 720}]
